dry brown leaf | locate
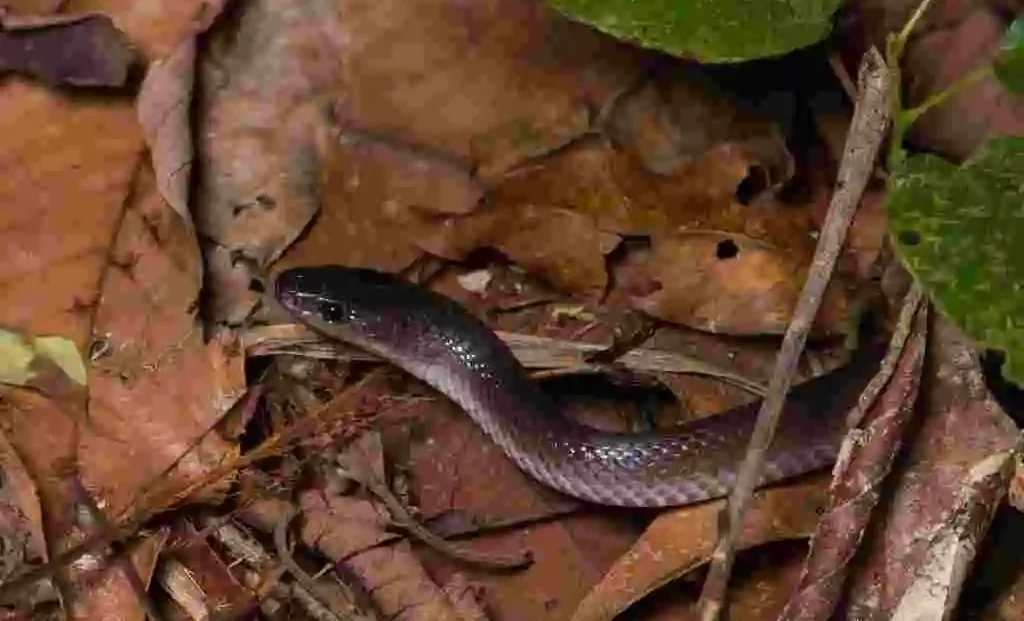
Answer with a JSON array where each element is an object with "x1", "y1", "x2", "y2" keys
[
  {"x1": 569, "y1": 474, "x2": 831, "y2": 621},
  {"x1": 159, "y1": 525, "x2": 256, "y2": 619},
  {"x1": 441, "y1": 573, "x2": 490, "y2": 621},
  {"x1": 322, "y1": 0, "x2": 649, "y2": 181},
  {"x1": 380, "y1": 390, "x2": 642, "y2": 621},
  {"x1": 605, "y1": 63, "x2": 791, "y2": 185},
  {"x1": 0, "y1": 431, "x2": 46, "y2": 582},
  {"x1": 199, "y1": 0, "x2": 648, "y2": 324},
  {"x1": 347, "y1": 541, "x2": 465, "y2": 621},
  {"x1": 195, "y1": 0, "x2": 346, "y2": 326},
  {"x1": 79, "y1": 163, "x2": 244, "y2": 518},
  {"x1": 271, "y1": 136, "x2": 453, "y2": 278},
  {"x1": 414, "y1": 204, "x2": 620, "y2": 299},
  {"x1": 136, "y1": 0, "x2": 230, "y2": 227},
  {"x1": 0, "y1": 12, "x2": 134, "y2": 86},
  {"x1": 840, "y1": 316, "x2": 1021, "y2": 618},
  {"x1": 68, "y1": 528, "x2": 169, "y2": 621},
  {"x1": 630, "y1": 231, "x2": 852, "y2": 336}
]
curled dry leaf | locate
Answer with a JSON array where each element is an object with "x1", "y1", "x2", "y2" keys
[
  {"x1": 0, "y1": 12, "x2": 135, "y2": 87},
  {"x1": 839, "y1": 316, "x2": 1021, "y2": 618},
  {"x1": 137, "y1": 0, "x2": 228, "y2": 230},
  {"x1": 569, "y1": 474, "x2": 831, "y2": 621},
  {"x1": 781, "y1": 296, "x2": 927, "y2": 620},
  {"x1": 630, "y1": 232, "x2": 852, "y2": 336}
]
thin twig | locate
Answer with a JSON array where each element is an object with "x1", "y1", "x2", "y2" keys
[
  {"x1": 336, "y1": 457, "x2": 533, "y2": 571},
  {"x1": 695, "y1": 48, "x2": 892, "y2": 621},
  {"x1": 844, "y1": 283, "x2": 925, "y2": 429},
  {"x1": 273, "y1": 507, "x2": 346, "y2": 621}
]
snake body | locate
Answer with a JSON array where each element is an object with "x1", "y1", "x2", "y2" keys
[{"x1": 275, "y1": 265, "x2": 876, "y2": 507}]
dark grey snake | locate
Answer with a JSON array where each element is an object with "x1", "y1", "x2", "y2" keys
[{"x1": 275, "y1": 265, "x2": 877, "y2": 507}]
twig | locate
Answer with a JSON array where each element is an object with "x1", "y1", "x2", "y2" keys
[
  {"x1": 779, "y1": 285, "x2": 927, "y2": 620},
  {"x1": 273, "y1": 507, "x2": 346, "y2": 621},
  {"x1": 209, "y1": 518, "x2": 378, "y2": 621},
  {"x1": 336, "y1": 456, "x2": 533, "y2": 571},
  {"x1": 844, "y1": 284, "x2": 925, "y2": 429},
  {"x1": 695, "y1": 47, "x2": 892, "y2": 621}
]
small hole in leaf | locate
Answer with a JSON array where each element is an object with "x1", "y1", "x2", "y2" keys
[
  {"x1": 716, "y1": 239, "x2": 740, "y2": 260},
  {"x1": 899, "y1": 230, "x2": 921, "y2": 246}
]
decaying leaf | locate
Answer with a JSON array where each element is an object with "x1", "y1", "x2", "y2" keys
[
  {"x1": 630, "y1": 231, "x2": 852, "y2": 336},
  {"x1": 0, "y1": 330, "x2": 86, "y2": 389},
  {"x1": 0, "y1": 12, "x2": 135, "y2": 87},
  {"x1": 839, "y1": 316, "x2": 1021, "y2": 618},
  {"x1": 570, "y1": 475, "x2": 831, "y2": 621}
]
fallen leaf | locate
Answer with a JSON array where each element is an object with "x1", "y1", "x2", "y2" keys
[
  {"x1": 0, "y1": 330, "x2": 86, "y2": 389},
  {"x1": 78, "y1": 158, "x2": 244, "y2": 519},
  {"x1": 605, "y1": 63, "x2": 791, "y2": 184},
  {"x1": 840, "y1": 316, "x2": 1021, "y2": 618},
  {"x1": 137, "y1": 3, "x2": 228, "y2": 229},
  {"x1": 0, "y1": 431, "x2": 46, "y2": 584},
  {"x1": 0, "y1": 12, "x2": 134, "y2": 86},
  {"x1": 195, "y1": 0, "x2": 339, "y2": 326},
  {"x1": 67, "y1": 528, "x2": 169, "y2": 621},
  {"x1": 569, "y1": 474, "x2": 831, "y2": 621},
  {"x1": 414, "y1": 204, "x2": 620, "y2": 299},
  {"x1": 441, "y1": 573, "x2": 489, "y2": 621},
  {"x1": 630, "y1": 231, "x2": 852, "y2": 336},
  {"x1": 379, "y1": 387, "x2": 643, "y2": 621}
]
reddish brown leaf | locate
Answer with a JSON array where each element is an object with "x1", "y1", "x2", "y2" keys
[
  {"x1": 0, "y1": 13, "x2": 134, "y2": 87},
  {"x1": 839, "y1": 316, "x2": 1021, "y2": 618},
  {"x1": 414, "y1": 204, "x2": 620, "y2": 299},
  {"x1": 380, "y1": 391, "x2": 643, "y2": 621},
  {"x1": 781, "y1": 298, "x2": 928, "y2": 620},
  {"x1": 569, "y1": 475, "x2": 831, "y2": 621},
  {"x1": 0, "y1": 430, "x2": 46, "y2": 583},
  {"x1": 68, "y1": 528, "x2": 168, "y2": 621},
  {"x1": 630, "y1": 232, "x2": 852, "y2": 336},
  {"x1": 606, "y1": 63, "x2": 791, "y2": 185},
  {"x1": 79, "y1": 164, "x2": 244, "y2": 519}
]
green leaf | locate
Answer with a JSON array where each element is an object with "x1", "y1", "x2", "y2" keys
[
  {"x1": 994, "y1": 18, "x2": 1024, "y2": 94},
  {"x1": 0, "y1": 329, "x2": 88, "y2": 388},
  {"x1": 546, "y1": 0, "x2": 841, "y2": 63},
  {"x1": 887, "y1": 136, "x2": 1024, "y2": 384}
]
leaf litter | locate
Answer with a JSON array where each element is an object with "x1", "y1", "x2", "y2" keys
[{"x1": 0, "y1": 0, "x2": 1020, "y2": 619}]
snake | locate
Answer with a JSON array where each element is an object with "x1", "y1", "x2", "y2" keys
[{"x1": 274, "y1": 265, "x2": 877, "y2": 507}]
